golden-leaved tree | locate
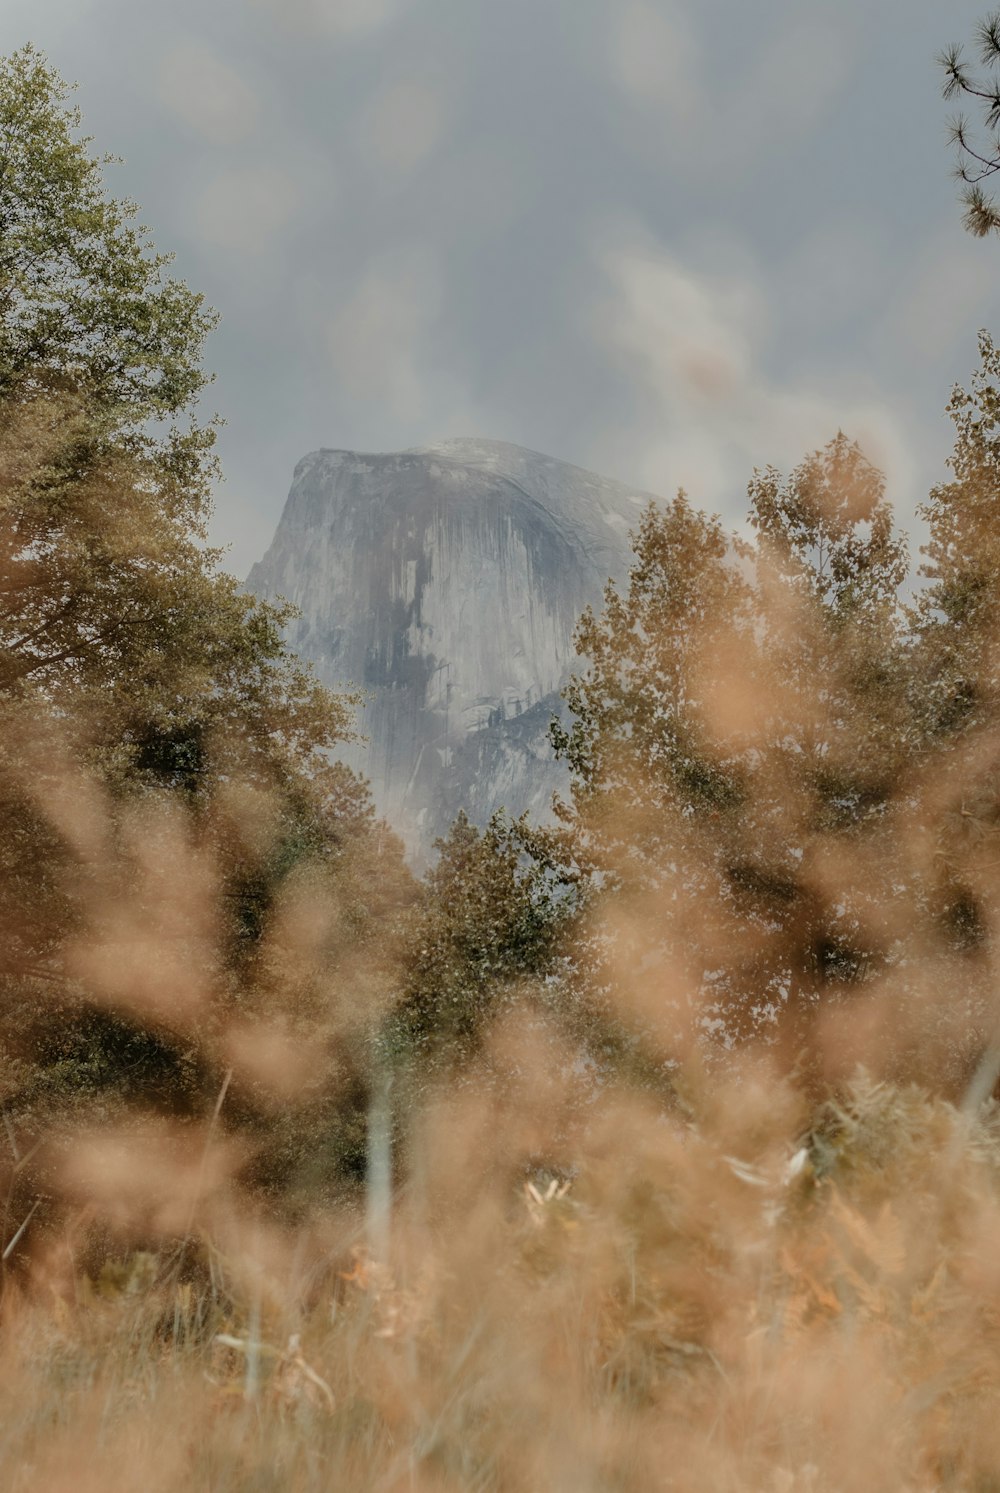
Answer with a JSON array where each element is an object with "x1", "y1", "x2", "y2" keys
[{"x1": 539, "y1": 384, "x2": 1000, "y2": 1100}]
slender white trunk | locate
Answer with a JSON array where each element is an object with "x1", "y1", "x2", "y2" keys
[{"x1": 366, "y1": 1068, "x2": 393, "y2": 1260}]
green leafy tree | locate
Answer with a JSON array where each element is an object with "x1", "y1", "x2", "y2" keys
[
  {"x1": 0, "y1": 386, "x2": 355, "y2": 799},
  {"x1": 387, "y1": 811, "x2": 576, "y2": 1074},
  {"x1": 0, "y1": 45, "x2": 217, "y2": 489},
  {"x1": 0, "y1": 49, "x2": 417, "y2": 1188}
]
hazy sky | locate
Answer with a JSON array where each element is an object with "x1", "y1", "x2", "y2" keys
[{"x1": 4, "y1": 0, "x2": 999, "y2": 575}]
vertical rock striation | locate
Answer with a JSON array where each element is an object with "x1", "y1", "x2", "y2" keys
[{"x1": 246, "y1": 439, "x2": 654, "y2": 858}]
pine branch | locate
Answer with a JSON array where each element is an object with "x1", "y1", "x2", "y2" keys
[{"x1": 977, "y1": 11, "x2": 1000, "y2": 64}]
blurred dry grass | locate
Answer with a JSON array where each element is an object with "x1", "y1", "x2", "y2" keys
[
  {"x1": 5, "y1": 1055, "x2": 1000, "y2": 1490},
  {"x1": 7, "y1": 455, "x2": 1000, "y2": 1489},
  {"x1": 6, "y1": 710, "x2": 1000, "y2": 1491},
  {"x1": 16, "y1": 43, "x2": 1000, "y2": 1484}
]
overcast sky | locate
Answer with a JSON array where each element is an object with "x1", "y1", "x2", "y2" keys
[{"x1": 4, "y1": 0, "x2": 1000, "y2": 575}]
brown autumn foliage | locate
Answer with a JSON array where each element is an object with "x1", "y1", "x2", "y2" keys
[
  {"x1": 6, "y1": 353, "x2": 1000, "y2": 1488},
  {"x1": 546, "y1": 365, "x2": 1000, "y2": 1108},
  {"x1": 11, "y1": 42, "x2": 1000, "y2": 1493}
]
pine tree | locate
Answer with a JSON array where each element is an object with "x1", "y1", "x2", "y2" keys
[{"x1": 941, "y1": 12, "x2": 1000, "y2": 235}]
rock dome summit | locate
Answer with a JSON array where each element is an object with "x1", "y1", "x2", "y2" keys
[{"x1": 246, "y1": 439, "x2": 656, "y2": 857}]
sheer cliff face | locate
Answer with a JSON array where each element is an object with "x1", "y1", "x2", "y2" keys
[{"x1": 246, "y1": 439, "x2": 651, "y2": 857}]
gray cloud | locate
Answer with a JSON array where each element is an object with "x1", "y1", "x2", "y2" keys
[
  {"x1": 189, "y1": 164, "x2": 303, "y2": 256},
  {"x1": 607, "y1": 0, "x2": 856, "y2": 177},
  {"x1": 247, "y1": 0, "x2": 409, "y2": 40},
  {"x1": 358, "y1": 72, "x2": 451, "y2": 175},
  {"x1": 156, "y1": 38, "x2": 262, "y2": 146},
  {"x1": 4, "y1": 0, "x2": 1000, "y2": 575},
  {"x1": 328, "y1": 245, "x2": 446, "y2": 423},
  {"x1": 590, "y1": 228, "x2": 914, "y2": 518}
]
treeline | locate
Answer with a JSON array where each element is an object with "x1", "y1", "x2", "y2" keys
[{"x1": 5, "y1": 40, "x2": 1000, "y2": 1237}]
